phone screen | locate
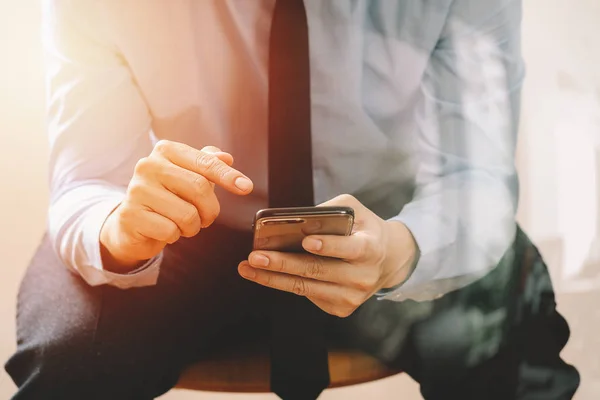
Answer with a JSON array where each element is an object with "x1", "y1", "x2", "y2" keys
[{"x1": 252, "y1": 206, "x2": 354, "y2": 252}]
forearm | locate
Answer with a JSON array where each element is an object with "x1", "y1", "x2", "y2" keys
[
  {"x1": 380, "y1": 171, "x2": 517, "y2": 302},
  {"x1": 44, "y1": 0, "x2": 164, "y2": 288},
  {"x1": 379, "y1": 0, "x2": 523, "y2": 302}
]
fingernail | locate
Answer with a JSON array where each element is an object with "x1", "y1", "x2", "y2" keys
[
  {"x1": 239, "y1": 263, "x2": 256, "y2": 279},
  {"x1": 250, "y1": 253, "x2": 269, "y2": 267},
  {"x1": 235, "y1": 177, "x2": 253, "y2": 192},
  {"x1": 304, "y1": 238, "x2": 322, "y2": 251}
]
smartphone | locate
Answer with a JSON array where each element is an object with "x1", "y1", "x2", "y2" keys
[{"x1": 252, "y1": 206, "x2": 354, "y2": 252}]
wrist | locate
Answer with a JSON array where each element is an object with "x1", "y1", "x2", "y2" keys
[
  {"x1": 382, "y1": 220, "x2": 418, "y2": 289},
  {"x1": 100, "y1": 214, "x2": 146, "y2": 273}
]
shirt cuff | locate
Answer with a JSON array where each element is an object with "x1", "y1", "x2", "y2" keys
[{"x1": 92, "y1": 253, "x2": 163, "y2": 290}]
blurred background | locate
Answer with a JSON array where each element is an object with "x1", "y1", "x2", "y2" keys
[{"x1": 1, "y1": 0, "x2": 599, "y2": 399}]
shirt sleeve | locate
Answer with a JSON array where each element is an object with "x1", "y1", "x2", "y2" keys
[
  {"x1": 382, "y1": 0, "x2": 525, "y2": 302},
  {"x1": 43, "y1": 0, "x2": 162, "y2": 289}
]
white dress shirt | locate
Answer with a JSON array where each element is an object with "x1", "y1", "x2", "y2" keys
[{"x1": 42, "y1": 0, "x2": 524, "y2": 301}]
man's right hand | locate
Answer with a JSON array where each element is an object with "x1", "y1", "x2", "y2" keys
[{"x1": 99, "y1": 140, "x2": 254, "y2": 272}]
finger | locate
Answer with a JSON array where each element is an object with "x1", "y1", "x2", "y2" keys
[
  {"x1": 133, "y1": 209, "x2": 182, "y2": 244},
  {"x1": 253, "y1": 230, "x2": 319, "y2": 251},
  {"x1": 238, "y1": 261, "x2": 363, "y2": 306},
  {"x1": 201, "y1": 146, "x2": 234, "y2": 167},
  {"x1": 152, "y1": 140, "x2": 253, "y2": 195},
  {"x1": 128, "y1": 179, "x2": 201, "y2": 237},
  {"x1": 246, "y1": 250, "x2": 358, "y2": 286},
  {"x1": 247, "y1": 250, "x2": 379, "y2": 291},
  {"x1": 200, "y1": 146, "x2": 233, "y2": 190},
  {"x1": 302, "y1": 232, "x2": 373, "y2": 261},
  {"x1": 157, "y1": 162, "x2": 221, "y2": 228},
  {"x1": 252, "y1": 219, "x2": 324, "y2": 251}
]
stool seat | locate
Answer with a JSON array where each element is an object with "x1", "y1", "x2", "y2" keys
[{"x1": 176, "y1": 343, "x2": 401, "y2": 392}]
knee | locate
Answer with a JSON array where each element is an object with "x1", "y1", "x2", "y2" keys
[
  {"x1": 7, "y1": 304, "x2": 182, "y2": 400},
  {"x1": 412, "y1": 306, "x2": 506, "y2": 375},
  {"x1": 7, "y1": 244, "x2": 182, "y2": 399},
  {"x1": 7, "y1": 322, "x2": 179, "y2": 399},
  {"x1": 6, "y1": 314, "x2": 102, "y2": 398}
]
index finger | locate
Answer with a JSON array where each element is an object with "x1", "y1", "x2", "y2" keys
[
  {"x1": 154, "y1": 140, "x2": 253, "y2": 195},
  {"x1": 201, "y1": 146, "x2": 234, "y2": 190}
]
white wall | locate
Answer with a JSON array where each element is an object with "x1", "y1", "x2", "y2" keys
[
  {"x1": 0, "y1": 1, "x2": 48, "y2": 396},
  {"x1": 517, "y1": 0, "x2": 600, "y2": 288}
]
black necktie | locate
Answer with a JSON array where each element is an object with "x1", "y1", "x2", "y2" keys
[{"x1": 268, "y1": 1, "x2": 330, "y2": 399}]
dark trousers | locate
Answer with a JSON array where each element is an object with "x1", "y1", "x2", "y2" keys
[{"x1": 5, "y1": 225, "x2": 579, "y2": 400}]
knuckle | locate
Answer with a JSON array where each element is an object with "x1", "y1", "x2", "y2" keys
[
  {"x1": 354, "y1": 274, "x2": 378, "y2": 292},
  {"x1": 195, "y1": 152, "x2": 219, "y2": 171},
  {"x1": 134, "y1": 157, "x2": 153, "y2": 176},
  {"x1": 127, "y1": 180, "x2": 146, "y2": 199},
  {"x1": 179, "y1": 206, "x2": 200, "y2": 233},
  {"x1": 263, "y1": 272, "x2": 273, "y2": 288},
  {"x1": 291, "y1": 278, "x2": 309, "y2": 297},
  {"x1": 211, "y1": 163, "x2": 230, "y2": 181},
  {"x1": 193, "y1": 175, "x2": 212, "y2": 193},
  {"x1": 196, "y1": 152, "x2": 230, "y2": 180},
  {"x1": 275, "y1": 257, "x2": 287, "y2": 273},
  {"x1": 215, "y1": 164, "x2": 230, "y2": 180},
  {"x1": 191, "y1": 175, "x2": 212, "y2": 203},
  {"x1": 153, "y1": 140, "x2": 172, "y2": 156},
  {"x1": 117, "y1": 202, "x2": 137, "y2": 223},
  {"x1": 304, "y1": 257, "x2": 325, "y2": 279}
]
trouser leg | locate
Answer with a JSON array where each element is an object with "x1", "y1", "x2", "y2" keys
[
  {"x1": 330, "y1": 227, "x2": 580, "y2": 400},
  {"x1": 5, "y1": 225, "x2": 269, "y2": 400}
]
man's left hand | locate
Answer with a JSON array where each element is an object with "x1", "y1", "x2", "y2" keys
[{"x1": 238, "y1": 194, "x2": 418, "y2": 317}]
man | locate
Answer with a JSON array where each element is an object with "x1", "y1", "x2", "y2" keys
[{"x1": 6, "y1": 0, "x2": 579, "y2": 399}]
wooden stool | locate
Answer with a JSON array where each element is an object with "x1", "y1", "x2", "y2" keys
[{"x1": 175, "y1": 341, "x2": 401, "y2": 393}]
